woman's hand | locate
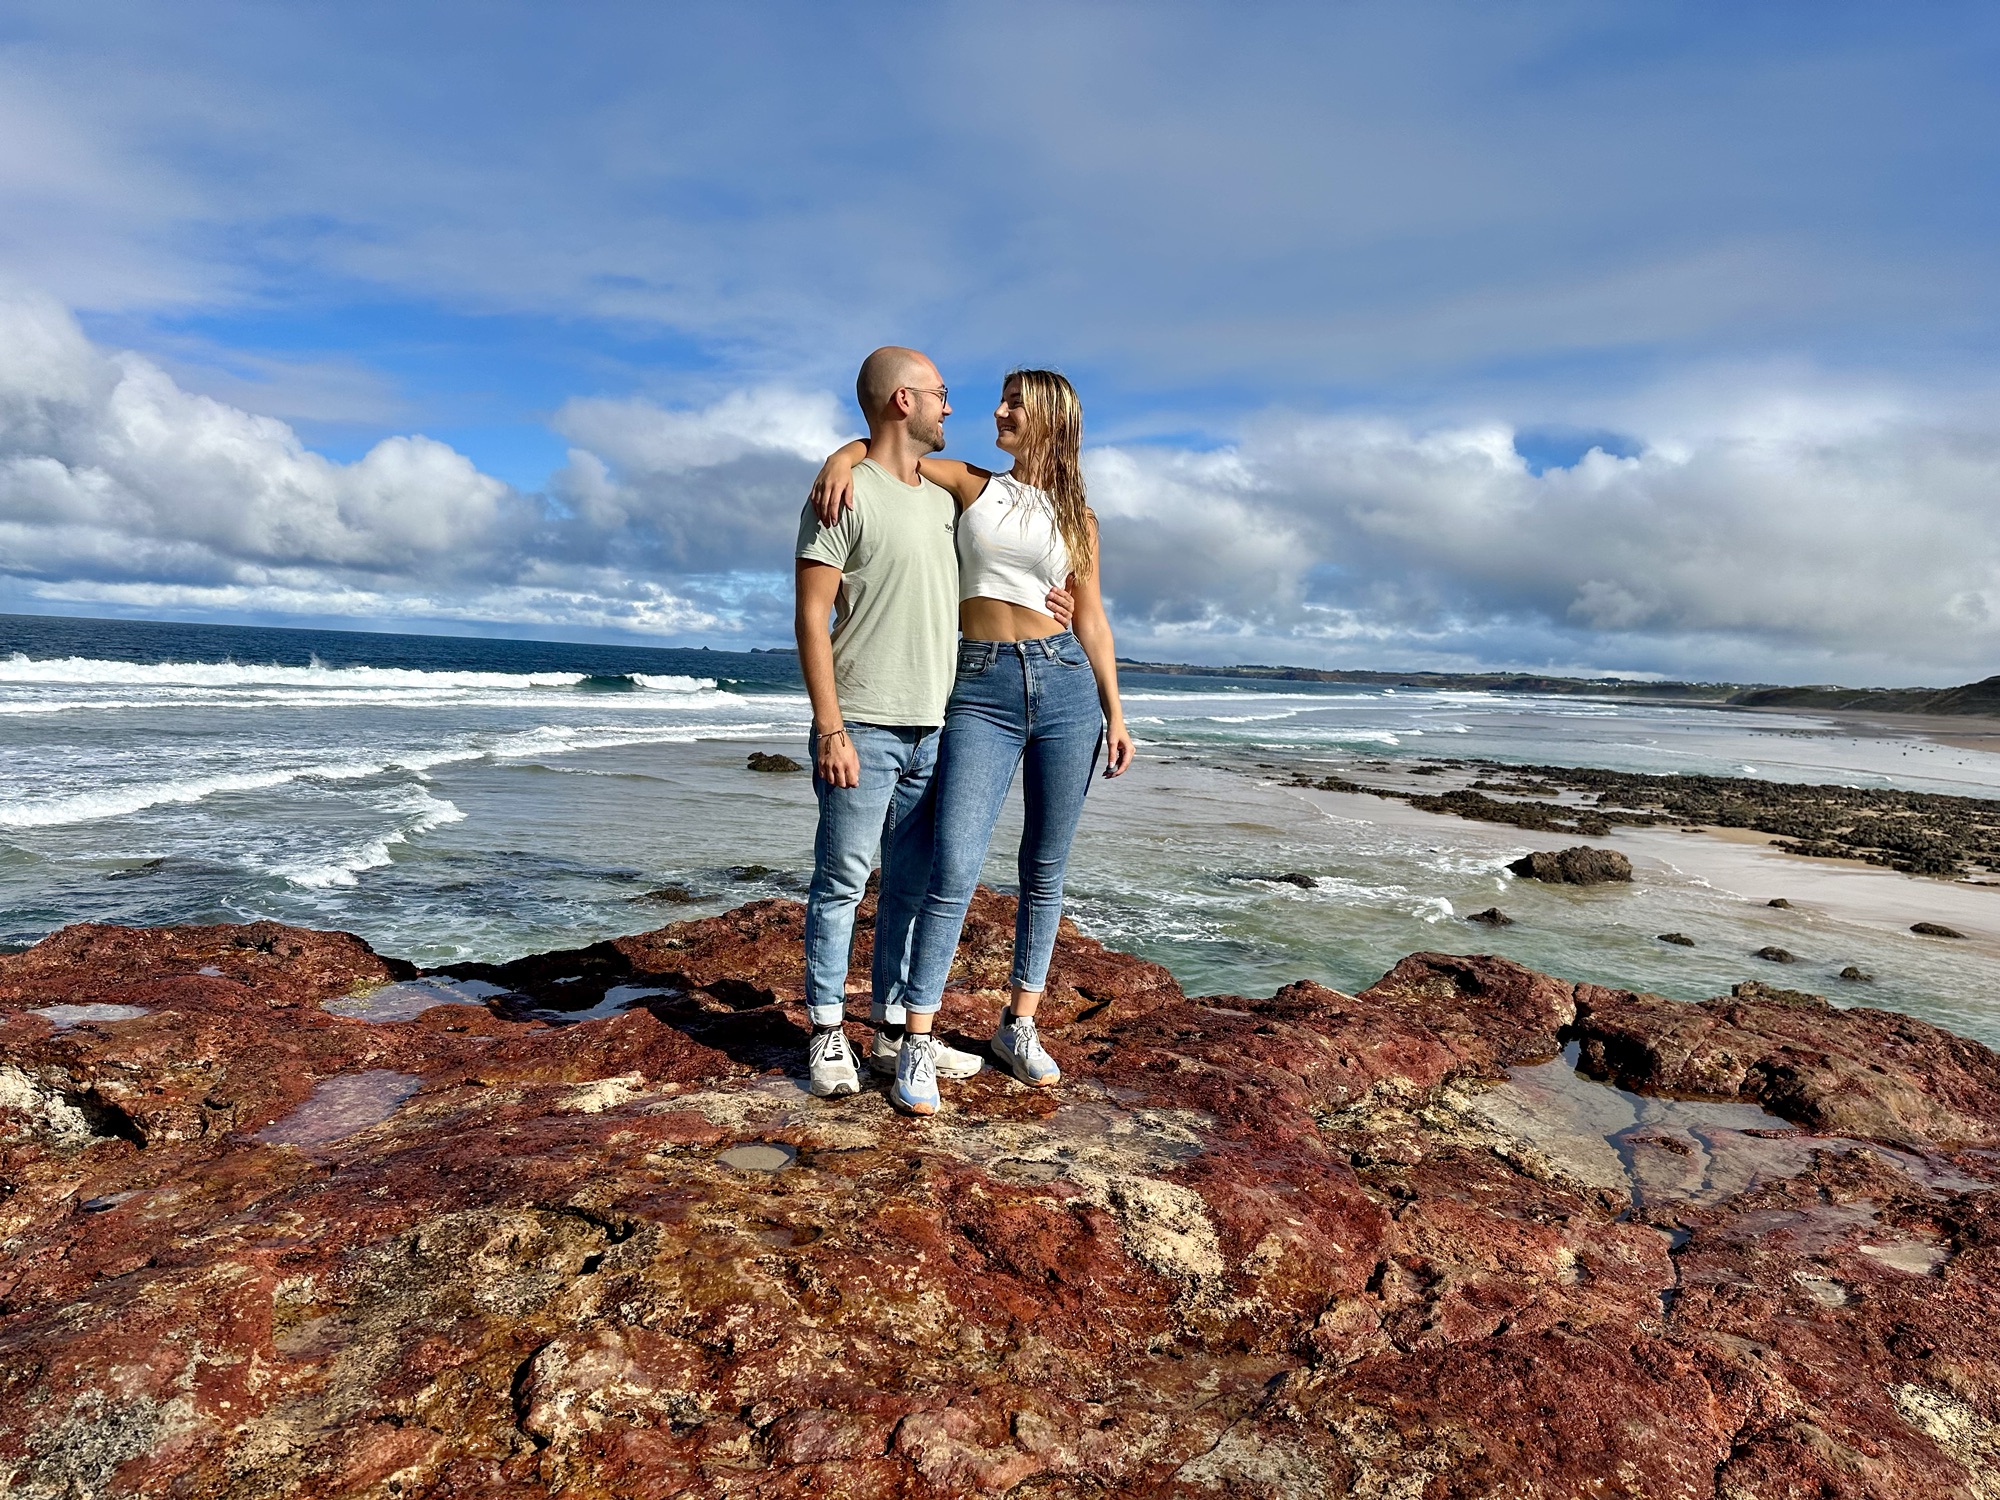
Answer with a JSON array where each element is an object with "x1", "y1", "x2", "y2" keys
[
  {"x1": 1102, "y1": 720, "x2": 1136, "y2": 778},
  {"x1": 1044, "y1": 584, "x2": 1074, "y2": 628},
  {"x1": 810, "y1": 454, "x2": 858, "y2": 527}
]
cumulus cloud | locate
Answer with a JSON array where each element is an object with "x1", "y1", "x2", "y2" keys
[
  {"x1": 0, "y1": 297, "x2": 821, "y2": 640},
  {"x1": 0, "y1": 294, "x2": 520, "y2": 580},
  {"x1": 6, "y1": 294, "x2": 1999, "y2": 683},
  {"x1": 1087, "y1": 389, "x2": 2000, "y2": 683},
  {"x1": 549, "y1": 388, "x2": 847, "y2": 573}
]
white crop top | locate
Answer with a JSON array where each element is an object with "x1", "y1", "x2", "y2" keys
[{"x1": 955, "y1": 473, "x2": 1071, "y2": 611}]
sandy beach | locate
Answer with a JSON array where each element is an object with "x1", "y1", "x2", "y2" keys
[
  {"x1": 1726, "y1": 702, "x2": 2000, "y2": 759},
  {"x1": 1283, "y1": 780, "x2": 2000, "y2": 962}
]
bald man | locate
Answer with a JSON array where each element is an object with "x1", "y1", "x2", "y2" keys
[{"x1": 793, "y1": 347, "x2": 984, "y2": 1099}]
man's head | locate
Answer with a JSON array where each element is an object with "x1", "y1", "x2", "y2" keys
[{"x1": 856, "y1": 346, "x2": 950, "y2": 454}]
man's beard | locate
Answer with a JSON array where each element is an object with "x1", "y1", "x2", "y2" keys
[{"x1": 909, "y1": 413, "x2": 946, "y2": 453}]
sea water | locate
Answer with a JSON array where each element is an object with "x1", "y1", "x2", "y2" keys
[{"x1": 5, "y1": 613, "x2": 2000, "y2": 1044}]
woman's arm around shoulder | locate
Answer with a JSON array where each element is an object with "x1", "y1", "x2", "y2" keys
[
  {"x1": 916, "y1": 457, "x2": 992, "y2": 511},
  {"x1": 1067, "y1": 513, "x2": 1135, "y2": 778},
  {"x1": 808, "y1": 440, "x2": 870, "y2": 527}
]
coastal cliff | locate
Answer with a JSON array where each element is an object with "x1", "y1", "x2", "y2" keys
[{"x1": 3, "y1": 896, "x2": 1998, "y2": 1498}]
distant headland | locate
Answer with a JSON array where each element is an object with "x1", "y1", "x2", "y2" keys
[{"x1": 1111, "y1": 658, "x2": 2000, "y2": 717}]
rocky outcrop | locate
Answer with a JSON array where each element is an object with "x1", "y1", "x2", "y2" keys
[
  {"x1": 2, "y1": 898, "x2": 1997, "y2": 1498},
  {"x1": 1506, "y1": 845, "x2": 1634, "y2": 885}
]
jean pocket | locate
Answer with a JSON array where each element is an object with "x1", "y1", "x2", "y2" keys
[
  {"x1": 1055, "y1": 643, "x2": 1091, "y2": 669},
  {"x1": 956, "y1": 650, "x2": 993, "y2": 677}
]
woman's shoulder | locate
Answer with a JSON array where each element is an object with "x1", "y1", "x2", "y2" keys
[{"x1": 917, "y1": 457, "x2": 994, "y2": 507}]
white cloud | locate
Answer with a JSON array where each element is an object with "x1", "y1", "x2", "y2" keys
[
  {"x1": 6, "y1": 294, "x2": 2000, "y2": 684},
  {"x1": 0, "y1": 295, "x2": 517, "y2": 578},
  {"x1": 549, "y1": 388, "x2": 848, "y2": 572},
  {"x1": 0, "y1": 297, "x2": 787, "y2": 639},
  {"x1": 1087, "y1": 387, "x2": 2000, "y2": 683}
]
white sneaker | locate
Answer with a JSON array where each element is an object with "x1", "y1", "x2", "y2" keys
[
  {"x1": 869, "y1": 1030, "x2": 983, "y2": 1080},
  {"x1": 992, "y1": 1012, "x2": 1060, "y2": 1088},
  {"x1": 807, "y1": 1027, "x2": 860, "y2": 1097},
  {"x1": 892, "y1": 1034, "x2": 941, "y2": 1115}
]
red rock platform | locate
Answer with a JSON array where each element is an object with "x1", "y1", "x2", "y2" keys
[{"x1": 2, "y1": 893, "x2": 1997, "y2": 1497}]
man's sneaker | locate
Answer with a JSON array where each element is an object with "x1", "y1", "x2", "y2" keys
[
  {"x1": 807, "y1": 1027, "x2": 860, "y2": 1098},
  {"x1": 891, "y1": 1034, "x2": 941, "y2": 1116},
  {"x1": 992, "y1": 1012, "x2": 1060, "y2": 1088},
  {"x1": 870, "y1": 1030, "x2": 983, "y2": 1080}
]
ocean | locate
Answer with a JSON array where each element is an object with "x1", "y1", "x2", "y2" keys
[{"x1": 6, "y1": 613, "x2": 2000, "y2": 1044}]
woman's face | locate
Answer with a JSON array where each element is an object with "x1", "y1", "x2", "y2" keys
[{"x1": 993, "y1": 379, "x2": 1027, "y2": 455}]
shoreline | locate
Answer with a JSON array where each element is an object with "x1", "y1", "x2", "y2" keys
[
  {"x1": 1269, "y1": 739, "x2": 2000, "y2": 879},
  {"x1": 1277, "y1": 779, "x2": 2000, "y2": 956}
]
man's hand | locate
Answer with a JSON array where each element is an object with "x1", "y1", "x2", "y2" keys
[
  {"x1": 814, "y1": 726, "x2": 861, "y2": 788},
  {"x1": 1045, "y1": 585, "x2": 1075, "y2": 629}
]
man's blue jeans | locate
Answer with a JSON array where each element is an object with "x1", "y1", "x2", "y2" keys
[
  {"x1": 904, "y1": 632, "x2": 1103, "y2": 1014},
  {"x1": 803, "y1": 722, "x2": 941, "y2": 1029}
]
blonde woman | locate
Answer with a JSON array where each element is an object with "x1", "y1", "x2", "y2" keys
[{"x1": 811, "y1": 369, "x2": 1135, "y2": 1113}]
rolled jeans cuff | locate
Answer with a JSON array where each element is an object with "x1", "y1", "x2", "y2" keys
[{"x1": 808, "y1": 1001, "x2": 847, "y2": 1028}]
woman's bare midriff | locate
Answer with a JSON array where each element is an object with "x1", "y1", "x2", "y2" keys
[{"x1": 959, "y1": 598, "x2": 1062, "y2": 642}]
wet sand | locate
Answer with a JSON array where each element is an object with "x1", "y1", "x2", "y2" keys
[{"x1": 1735, "y1": 703, "x2": 2000, "y2": 759}]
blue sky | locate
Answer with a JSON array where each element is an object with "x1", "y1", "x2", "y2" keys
[{"x1": 3, "y1": 2, "x2": 2000, "y2": 682}]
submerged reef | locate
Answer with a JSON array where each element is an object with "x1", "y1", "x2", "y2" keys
[{"x1": 3, "y1": 897, "x2": 1999, "y2": 1497}]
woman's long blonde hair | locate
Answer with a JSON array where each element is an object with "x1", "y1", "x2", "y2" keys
[{"x1": 1008, "y1": 368, "x2": 1095, "y2": 580}]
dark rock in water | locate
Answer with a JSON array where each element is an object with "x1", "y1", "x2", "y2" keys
[
  {"x1": 631, "y1": 885, "x2": 701, "y2": 905},
  {"x1": 1767, "y1": 897, "x2": 1793, "y2": 908},
  {"x1": 4, "y1": 904, "x2": 1999, "y2": 1496},
  {"x1": 727, "y1": 864, "x2": 777, "y2": 882},
  {"x1": 1839, "y1": 965, "x2": 1875, "y2": 982},
  {"x1": 746, "y1": 751, "x2": 803, "y2": 773},
  {"x1": 1657, "y1": 932, "x2": 1696, "y2": 946},
  {"x1": 1911, "y1": 921, "x2": 1968, "y2": 939},
  {"x1": 1466, "y1": 907, "x2": 1514, "y2": 926},
  {"x1": 1273, "y1": 871, "x2": 1318, "y2": 888},
  {"x1": 1753, "y1": 945, "x2": 1798, "y2": 963},
  {"x1": 105, "y1": 857, "x2": 167, "y2": 880},
  {"x1": 1507, "y1": 846, "x2": 1633, "y2": 885}
]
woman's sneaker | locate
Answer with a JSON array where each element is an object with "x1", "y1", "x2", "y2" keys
[
  {"x1": 992, "y1": 1012, "x2": 1061, "y2": 1088},
  {"x1": 891, "y1": 1034, "x2": 941, "y2": 1116},
  {"x1": 870, "y1": 1030, "x2": 983, "y2": 1080},
  {"x1": 807, "y1": 1026, "x2": 860, "y2": 1097}
]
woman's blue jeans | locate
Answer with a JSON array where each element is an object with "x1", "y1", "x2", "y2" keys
[{"x1": 903, "y1": 632, "x2": 1103, "y2": 1014}]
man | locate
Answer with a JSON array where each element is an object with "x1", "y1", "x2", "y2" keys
[{"x1": 793, "y1": 346, "x2": 1065, "y2": 1112}]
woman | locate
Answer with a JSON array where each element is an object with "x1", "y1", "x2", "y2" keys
[{"x1": 810, "y1": 369, "x2": 1134, "y2": 1114}]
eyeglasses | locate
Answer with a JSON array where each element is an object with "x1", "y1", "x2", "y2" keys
[{"x1": 900, "y1": 385, "x2": 948, "y2": 406}]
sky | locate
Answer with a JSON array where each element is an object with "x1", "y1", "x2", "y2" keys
[{"x1": 2, "y1": 2, "x2": 1999, "y2": 684}]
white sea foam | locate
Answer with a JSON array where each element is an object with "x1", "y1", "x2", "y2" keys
[
  {"x1": 485, "y1": 720, "x2": 808, "y2": 760},
  {"x1": 0, "y1": 653, "x2": 729, "y2": 697},
  {"x1": 267, "y1": 789, "x2": 467, "y2": 889},
  {"x1": 0, "y1": 748, "x2": 486, "y2": 829}
]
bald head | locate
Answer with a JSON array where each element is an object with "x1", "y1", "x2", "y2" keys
[{"x1": 856, "y1": 346, "x2": 937, "y2": 423}]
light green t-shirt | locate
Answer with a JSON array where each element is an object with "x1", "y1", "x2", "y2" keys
[{"x1": 795, "y1": 459, "x2": 960, "y2": 727}]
